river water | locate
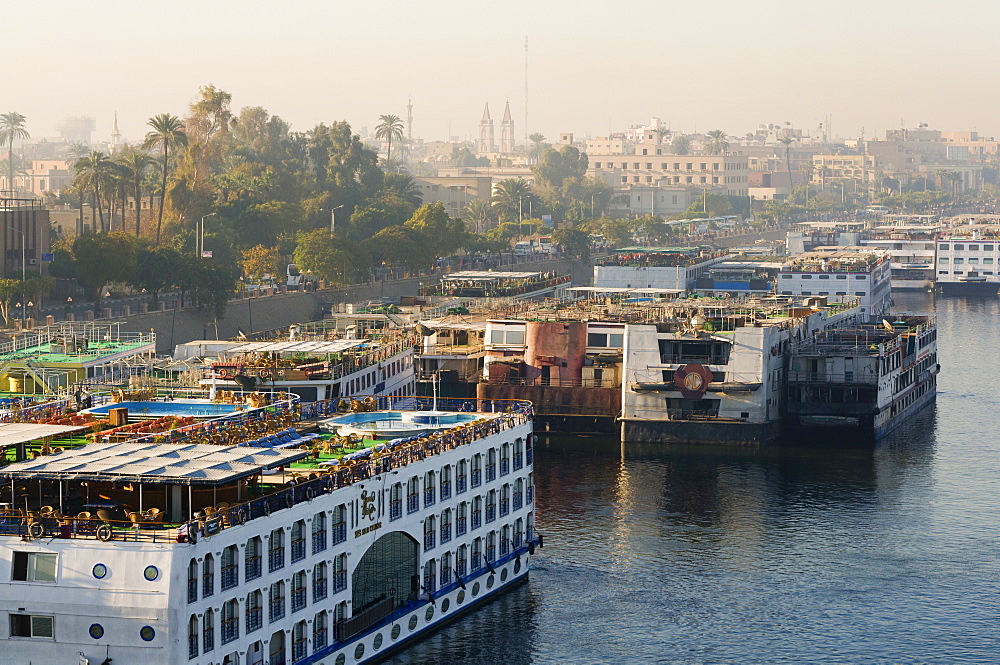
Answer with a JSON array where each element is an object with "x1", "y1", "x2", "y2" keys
[{"x1": 386, "y1": 291, "x2": 1000, "y2": 664}]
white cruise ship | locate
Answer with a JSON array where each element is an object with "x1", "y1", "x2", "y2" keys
[{"x1": 0, "y1": 395, "x2": 537, "y2": 665}]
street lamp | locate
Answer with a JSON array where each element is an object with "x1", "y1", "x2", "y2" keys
[
  {"x1": 328, "y1": 205, "x2": 345, "y2": 238},
  {"x1": 199, "y1": 213, "x2": 216, "y2": 257}
]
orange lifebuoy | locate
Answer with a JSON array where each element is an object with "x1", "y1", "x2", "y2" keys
[
  {"x1": 216, "y1": 366, "x2": 237, "y2": 380},
  {"x1": 258, "y1": 369, "x2": 272, "y2": 380}
]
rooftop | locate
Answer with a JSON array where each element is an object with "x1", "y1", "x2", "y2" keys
[{"x1": 0, "y1": 441, "x2": 308, "y2": 486}]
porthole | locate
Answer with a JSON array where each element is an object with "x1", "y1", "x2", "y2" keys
[
  {"x1": 408, "y1": 615, "x2": 418, "y2": 632},
  {"x1": 457, "y1": 590, "x2": 466, "y2": 605},
  {"x1": 92, "y1": 563, "x2": 108, "y2": 579},
  {"x1": 514, "y1": 559, "x2": 522, "y2": 574},
  {"x1": 487, "y1": 574, "x2": 495, "y2": 589},
  {"x1": 501, "y1": 567, "x2": 509, "y2": 582},
  {"x1": 88, "y1": 623, "x2": 104, "y2": 639},
  {"x1": 441, "y1": 598, "x2": 450, "y2": 613},
  {"x1": 373, "y1": 633, "x2": 383, "y2": 650},
  {"x1": 391, "y1": 624, "x2": 401, "y2": 640},
  {"x1": 335, "y1": 655, "x2": 346, "y2": 665},
  {"x1": 472, "y1": 582, "x2": 481, "y2": 597},
  {"x1": 139, "y1": 625, "x2": 155, "y2": 642},
  {"x1": 143, "y1": 565, "x2": 159, "y2": 582},
  {"x1": 354, "y1": 643, "x2": 365, "y2": 661},
  {"x1": 425, "y1": 605, "x2": 435, "y2": 622}
]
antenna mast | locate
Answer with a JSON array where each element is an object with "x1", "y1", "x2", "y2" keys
[{"x1": 524, "y1": 35, "x2": 529, "y2": 148}]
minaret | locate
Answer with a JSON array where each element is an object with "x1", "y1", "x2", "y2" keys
[
  {"x1": 478, "y1": 102, "x2": 495, "y2": 154},
  {"x1": 110, "y1": 112, "x2": 122, "y2": 154},
  {"x1": 407, "y1": 96, "x2": 413, "y2": 141},
  {"x1": 500, "y1": 100, "x2": 515, "y2": 153}
]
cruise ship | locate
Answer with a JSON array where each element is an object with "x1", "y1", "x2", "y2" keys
[
  {"x1": 0, "y1": 394, "x2": 537, "y2": 664},
  {"x1": 934, "y1": 224, "x2": 1000, "y2": 294},
  {"x1": 785, "y1": 315, "x2": 939, "y2": 439}
]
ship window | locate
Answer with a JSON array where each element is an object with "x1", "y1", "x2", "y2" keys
[
  {"x1": 10, "y1": 613, "x2": 53, "y2": 639},
  {"x1": 801, "y1": 274, "x2": 812, "y2": 279},
  {"x1": 939, "y1": 258, "x2": 949, "y2": 264},
  {"x1": 939, "y1": 243, "x2": 949, "y2": 250},
  {"x1": 12, "y1": 552, "x2": 56, "y2": 582},
  {"x1": 836, "y1": 274, "x2": 847, "y2": 279},
  {"x1": 855, "y1": 291, "x2": 867, "y2": 296},
  {"x1": 781, "y1": 274, "x2": 792, "y2": 279},
  {"x1": 969, "y1": 245, "x2": 979, "y2": 251},
  {"x1": 836, "y1": 292, "x2": 847, "y2": 296},
  {"x1": 954, "y1": 244, "x2": 964, "y2": 250},
  {"x1": 854, "y1": 274, "x2": 868, "y2": 279},
  {"x1": 954, "y1": 258, "x2": 964, "y2": 264},
  {"x1": 984, "y1": 245, "x2": 994, "y2": 251},
  {"x1": 818, "y1": 274, "x2": 830, "y2": 279}
]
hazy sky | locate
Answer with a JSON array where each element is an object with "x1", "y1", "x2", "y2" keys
[{"x1": 9, "y1": 0, "x2": 1000, "y2": 145}]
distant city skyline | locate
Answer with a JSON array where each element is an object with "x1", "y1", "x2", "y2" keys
[{"x1": 9, "y1": 0, "x2": 1000, "y2": 146}]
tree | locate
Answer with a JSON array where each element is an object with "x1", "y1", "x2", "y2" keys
[
  {"x1": 117, "y1": 148, "x2": 156, "y2": 236},
  {"x1": 461, "y1": 199, "x2": 495, "y2": 234},
  {"x1": 72, "y1": 151, "x2": 118, "y2": 233},
  {"x1": 531, "y1": 145, "x2": 588, "y2": 190},
  {"x1": 240, "y1": 245, "x2": 283, "y2": 284},
  {"x1": 374, "y1": 114, "x2": 404, "y2": 166},
  {"x1": 777, "y1": 136, "x2": 795, "y2": 191},
  {"x1": 450, "y1": 145, "x2": 490, "y2": 167},
  {"x1": 0, "y1": 112, "x2": 29, "y2": 190},
  {"x1": 670, "y1": 134, "x2": 691, "y2": 155},
  {"x1": 72, "y1": 232, "x2": 137, "y2": 307},
  {"x1": 405, "y1": 202, "x2": 465, "y2": 258},
  {"x1": 552, "y1": 228, "x2": 590, "y2": 259},
  {"x1": 704, "y1": 130, "x2": 729, "y2": 155},
  {"x1": 528, "y1": 132, "x2": 547, "y2": 160},
  {"x1": 381, "y1": 172, "x2": 422, "y2": 207},
  {"x1": 345, "y1": 193, "x2": 417, "y2": 242},
  {"x1": 491, "y1": 178, "x2": 532, "y2": 223},
  {"x1": 0, "y1": 278, "x2": 21, "y2": 324},
  {"x1": 131, "y1": 246, "x2": 186, "y2": 307},
  {"x1": 142, "y1": 114, "x2": 188, "y2": 244},
  {"x1": 361, "y1": 225, "x2": 431, "y2": 270},
  {"x1": 293, "y1": 229, "x2": 367, "y2": 285},
  {"x1": 681, "y1": 192, "x2": 734, "y2": 218}
]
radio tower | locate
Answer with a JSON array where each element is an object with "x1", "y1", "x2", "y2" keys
[
  {"x1": 524, "y1": 36, "x2": 529, "y2": 147},
  {"x1": 406, "y1": 95, "x2": 413, "y2": 141}
]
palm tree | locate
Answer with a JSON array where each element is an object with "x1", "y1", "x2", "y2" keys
[
  {"x1": 705, "y1": 130, "x2": 729, "y2": 155},
  {"x1": 117, "y1": 148, "x2": 156, "y2": 236},
  {"x1": 777, "y1": 136, "x2": 795, "y2": 194},
  {"x1": 374, "y1": 114, "x2": 404, "y2": 166},
  {"x1": 462, "y1": 199, "x2": 496, "y2": 234},
  {"x1": 141, "y1": 114, "x2": 188, "y2": 244},
  {"x1": 491, "y1": 178, "x2": 532, "y2": 223},
  {"x1": 382, "y1": 172, "x2": 422, "y2": 207},
  {"x1": 72, "y1": 151, "x2": 117, "y2": 232},
  {"x1": 0, "y1": 112, "x2": 29, "y2": 191},
  {"x1": 528, "y1": 132, "x2": 547, "y2": 160}
]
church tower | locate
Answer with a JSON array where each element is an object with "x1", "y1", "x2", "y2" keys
[
  {"x1": 478, "y1": 102, "x2": 495, "y2": 154},
  {"x1": 500, "y1": 100, "x2": 515, "y2": 153}
]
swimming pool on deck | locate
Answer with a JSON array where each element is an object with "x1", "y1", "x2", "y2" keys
[
  {"x1": 321, "y1": 410, "x2": 484, "y2": 438},
  {"x1": 83, "y1": 401, "x2": 247, "y2": 419}
]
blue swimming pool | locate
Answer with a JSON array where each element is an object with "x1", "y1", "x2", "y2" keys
[{"x1": 84, "y1": 401, "x2": 245, "y2": 419}]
